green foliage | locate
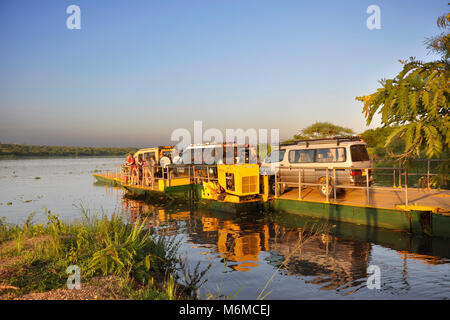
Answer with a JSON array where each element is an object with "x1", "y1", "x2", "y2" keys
[
  {"x1": 128, "y1": 284, "x2": 170, "y2": 300},
  {"x1": 360, "y1": 126, "x2": 405, "y2": 159},
  {"x1": 0, "y1": 209, "x2": 181, "y2": 299},
  {"x1": 357, "y1": 58, "x2": 449, "y2": 159},
  {"x1": 178, "y1": 253, "x2": 212, "y2": 297},
  {"x1": 118, "y1": 275, "x2": 170, "y2": 300},
  {"x1": 425, "y1": 13, "x2": 450, "y2": 59},
  {"x1": 0, "y1": 143, "x2": 137, "y2": 158},
  {"x1": 164, "y1": 272, "x2": 177, "y2": 300},
  {"x1": 87, "y1": 214, "x2": 179, "y2": 284},
  {"x1": 356, "y1": 12, "x2": 449, "y2": 187},
  {"x1": 0, "y1": 217, "x2": 8, "y2": 243},
  {"x1": 356, "y1": 12, "x2": 449, "y2": 159}
]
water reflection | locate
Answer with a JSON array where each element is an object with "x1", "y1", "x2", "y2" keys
[
  {"x1": 118, "y1": 193, "x2": 450, "y2": 296},
  {"x1": 268, "y1": 227, "x2": 370, "y2": 292},
  {"x1": 123, "y1": 196, "x2": 268, "y2": 271}
]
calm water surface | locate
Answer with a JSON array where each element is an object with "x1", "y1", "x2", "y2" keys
[{"x1": 0, "y1": 157, "x2": 449, "y2": 299}]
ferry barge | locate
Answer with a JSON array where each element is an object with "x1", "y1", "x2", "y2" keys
[{"x1": 93, "y1": 141, "x2": 450, "y2": 238}]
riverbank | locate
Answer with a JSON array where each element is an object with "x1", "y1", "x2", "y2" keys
[
  {"x1": 0, "y1": 210, "x2": 196, "y2": 300},
  {"x1": 0, "y1": 143, "x2": 137, "y2": 158}
]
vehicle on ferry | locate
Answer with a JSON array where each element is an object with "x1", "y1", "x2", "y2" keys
[
  {"x1": 260, "y1": 137, "x2": 373, "y2": 197},
  {"x1": 173, "y1": 143, "x2": 257, "y2": 165},
  {"x1": 133, "y1": 146, "x2": 174, "y2": 167}
]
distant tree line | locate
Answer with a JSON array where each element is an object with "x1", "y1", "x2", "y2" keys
[{"x1": 0, "y1": 143, "x2": 138, "y2": 157}]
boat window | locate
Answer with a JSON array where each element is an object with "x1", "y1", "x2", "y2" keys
[
  {"x1": 350, "y1": 145, "x2": 370, "y2": 162},
  {"x1": 144, "y1": 152, "x2": 156, "y2": 161},
  {"x1": 264, "y1": 150, "x2": 285, "y2": 163},
  {"x1": 289, "y1": 149, "x2": 315, "y2": 163}
]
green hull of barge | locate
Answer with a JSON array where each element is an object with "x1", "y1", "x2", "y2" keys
[
  {"x1": 123, "y1": 183, "x2": 266, "y2": 214},
  {"x1": 93, "y1": 174, "x2": 123, "y2": 187},
  {"x1": 271, "y1": 198, "x2": 450, "y2": 238},
  {"x1": 93, "y1": 174, "x2": 196, "y2": 202},
  {"x1": 93, "y1": 174, "x2": 450, "y2": 237},
  {"x1": 123, "y1": 183, "x2": 202, "y2": 202},
  {"x1": 198, "y1": 198, "x2": 268, "y2": 214}
]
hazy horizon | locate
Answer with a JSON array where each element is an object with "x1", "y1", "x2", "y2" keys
[{"x1": 0, "y1": 1, "x2": 447, "y2": 148}]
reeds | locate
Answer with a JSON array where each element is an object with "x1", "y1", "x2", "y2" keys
[
  {"x1": 256, "y1": 222, "x2": 330, "y2": 300},
  {"x1": 0, "y1": 208, "x2": 182, "y2": 299},
  {"x1": 178, "y1": 252, "x2": 212, "y2": 297}
]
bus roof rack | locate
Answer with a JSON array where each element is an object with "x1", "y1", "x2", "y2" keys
[{"x1": 281, "y1": 136, "x2": 362, "y2": 147}]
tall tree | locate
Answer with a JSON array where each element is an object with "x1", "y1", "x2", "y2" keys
[
  {"x1": 356, "y1": 11, "x2": 449, "y2": 185},
  {"x1": 360, "y1": 126, "x2": 405, "y2": 159},
  {"x1": 289, "y1": 122, "x2": 354, "y2": 142}
]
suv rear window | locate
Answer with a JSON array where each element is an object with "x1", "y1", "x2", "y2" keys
[{"x1": 350, "y1": 145, "x2": 370, "y2": 162}]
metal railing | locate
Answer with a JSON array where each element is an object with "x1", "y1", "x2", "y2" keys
[
  {"x1": 102, "y1": 164, "x2": 219, "y2": 190},
  {"x1": 274, "y1": 166, "x2": 413, "y2": 209},
  {"x1": 100, "y1": 159, "x2": 446, "y2": 209},
  {"x1": 165, "y1": 164, "x2": 219, "y2": 186},
  {"x1": 372, "y1": 158, "x2": 446, "y2": 190}
]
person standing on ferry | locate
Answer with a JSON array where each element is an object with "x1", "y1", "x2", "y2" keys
[{"x1": 136, "y1": 154, "x2": 144, "y2": 183}]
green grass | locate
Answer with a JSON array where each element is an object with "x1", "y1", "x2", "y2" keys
[{"x1": 0, "y1": 209, "x2": 185, "y2": 299}]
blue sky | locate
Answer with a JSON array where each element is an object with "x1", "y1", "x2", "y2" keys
[{"x1": 0, "y1": 0, "x2": 447, "y2": 147}]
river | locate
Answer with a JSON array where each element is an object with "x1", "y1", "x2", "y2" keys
[{"x1": 0, "y1": 157, "x2": 449, "y2": 299}]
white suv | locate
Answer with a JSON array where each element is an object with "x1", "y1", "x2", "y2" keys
[{"x1": 261, "y1": 137, "x2": 373, "y2": 197}]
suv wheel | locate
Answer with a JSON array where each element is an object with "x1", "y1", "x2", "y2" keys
[
  {"x1": 318, "y1": 177, "x2": 333, "y2": 198},
  {"x1": 269, "y1": 177, "x2": 276, "y2": 195},
  {"x1": 269, "y1": 177, "x2": 285, "y2": 195}
]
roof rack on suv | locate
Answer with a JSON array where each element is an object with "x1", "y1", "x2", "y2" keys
[{"x1": 281, "y1": 136, "x2": 362, "y2": 147}]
